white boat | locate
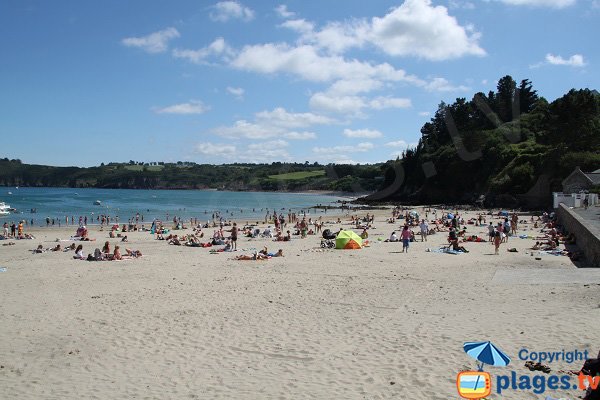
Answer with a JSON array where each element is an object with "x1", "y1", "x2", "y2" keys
[
  {"x1": 94, "y1": 200, "x2": 102, "y2": 205},
  {"x1": 0, "y1": 202, "x2": 10, "y2": 216}
]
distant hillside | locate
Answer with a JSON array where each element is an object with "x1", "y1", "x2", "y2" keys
[
  {"x1": 0, "y1": 159, "x2": 387, "y2": 193},
  {"x1": 367, "y1": 76, "x2": 600, "y2": 208}
]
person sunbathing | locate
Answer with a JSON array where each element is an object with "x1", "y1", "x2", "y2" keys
[
  {"x1": 33, "y1": 244, "x2": 45, "y2": 253},
  {"x1": 271, "y1": 249, "x2": 284, "y2": 257},
  {"x1": 168, "y1": 235, "x2": 181, "y2": 245},
  {"x1": 234, "y1": 252, "x2": 266, "y2": 260},
  {"x1": 102, "y1": 241, "x2": 111, "y2": 255},
  {"x1": 112, "y1": 246, "x2": 122, "y2": 260},
  {"x1": 73, "y1": 245, "x2": 84, "y2": 259},
  {"x1": 451, "y1": 239, "x2": 469, "y2": 253},
  {"x1": 125, "y1": 248, "x2": 142, "y2": 257},
  {"x1": 51, "y1": 244, "x2": 62, "y2": 252}
]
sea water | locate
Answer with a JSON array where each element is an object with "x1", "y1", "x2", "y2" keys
[{"x1": 0, "y1": 187, "x2": 346, "y2": 225}]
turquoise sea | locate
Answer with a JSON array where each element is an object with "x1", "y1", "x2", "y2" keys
[{"x1": 0, "y1": 187, "x2": 346, "y2": 225}]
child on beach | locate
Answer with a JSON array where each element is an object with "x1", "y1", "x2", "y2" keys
[
  {"x1": 494, "y1": 229, "x2": 502, "y2": 255},
  {"x1": 401, "y1": 226, "x2": 411, "y2": 253}
]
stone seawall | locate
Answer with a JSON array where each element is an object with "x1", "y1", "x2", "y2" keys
[{"x1": 557, "y1": 204, "x2": 600, "y2": 267}]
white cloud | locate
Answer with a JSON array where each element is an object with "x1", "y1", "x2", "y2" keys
[
  {"x1": 154, "y1": 100, "x2": 210, "y2": 115},
  {"x1": 385, "y1": 140, "x2": 409, "y2": 147},
  {"x1": 309, "y1": 93, "x2": 367, "y2": 115},
  {"x1": 545, "y1": 53, "x2": 586, "y2": 67},
  {"x1": 275, "y1": 4, "x2": 295, "y2": 18},
  {"x1": 226, "y1": 86, "x2": 245, "y2": 99},
  {"x1": 313, "y1": 142, "x2": 374, "y2": 154},
  {"x1": 343, "y1": 129, "x2": 383, "y2": 139},
  {"x1": 425, "y1": 77, "x2": 471, "y2": 92},
  {"x1": 231, "y1": 43, "x2": 422, "y2": 84},
  {"x1": 195, "y1": 142, "x2": 237, "y2": 157},
  {"x1": 496, "y1": 0, "x2": 575, "y2": 8},
  {"x1": 449, "y1": 0, "x2": 476, "y2": 9},
  {"x1": 327, "y1": 78, "x2": 383, "y2": 95},
  {"x1": 213, "y1": 107, "x2": 331, "y2": 139},
  {"x1": 280, "y1": 19, "x2": 315, "y2": 34},
  {"x1": 368, "y1": 0, "x2": 485, "y2": 60},
  {"x1": 283, "y1": 131, "x2": 317, "y2": 140},
  {"x1": 172, "y1": 37, "x2": 233, "y2": 64},
  {"x1": 255, "y1": 107, "x2": 336, "y2": 128},
  {"x1": 418, "y1": 111, "x2": 431, "y2": 117},
  {"x1": 286, "y1": 0, "x2": 483, "y2": 60},
  {"x1": 210, "y1": 1, "x2": 254, "y2": 22},
  {"x1": 309, "y1": 91, "x2": 411, "y2": 115},
  {"x1": 194, "y1": 140, "x2": 292, "y2": 163},
  {"x1": 121, "y1": 27, "x2": 180, "y2": 54},
  {"x1": 369, "y1": 96, "x2": 412, "y2": 109}
]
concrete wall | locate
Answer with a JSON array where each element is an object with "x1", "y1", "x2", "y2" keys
[{"x1": 557, "y1": 204, "x2": 600, "y2": 267}]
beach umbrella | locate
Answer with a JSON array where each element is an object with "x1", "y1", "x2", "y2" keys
[
  {"x1": 463, "y1": 341, "x2": 511, "y2": 370},
  {"x1": 498, "y1": 210, "x2": 509, "y2": 217},
  {"x1": 335, "y1": 230, "x2": 362, "y2": 249},
  {"x1": 447, "y1": 213, "x2": 454, "y2": 219}
]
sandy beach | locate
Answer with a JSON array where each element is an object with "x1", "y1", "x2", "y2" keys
[{"x1": 1, "y1": 207, "x2": 598, "y2": 399}]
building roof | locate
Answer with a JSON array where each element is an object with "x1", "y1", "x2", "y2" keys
[
  {"x1": 562, "y1": 167, "x2": 600, "y2": 187},
  {"x1": 586, "y1": 172, "x2": 600, "y2": 185}
]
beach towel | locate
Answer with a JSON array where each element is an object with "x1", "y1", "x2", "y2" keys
[{"x1": 428, "y1": 248, "x2": 462, "y2": 255}]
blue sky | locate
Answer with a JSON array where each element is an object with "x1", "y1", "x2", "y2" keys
[{"x1": 1, "y1": 0, "x2": 598, "y2": 167}]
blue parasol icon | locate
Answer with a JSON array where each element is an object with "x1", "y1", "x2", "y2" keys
[{"x1": 464, "y1": 341, "x2": 511, "y2": 371}]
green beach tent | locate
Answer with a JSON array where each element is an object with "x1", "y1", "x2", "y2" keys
[{"x1": 335, "y1": 230, "x2": 363, "y2": 249}]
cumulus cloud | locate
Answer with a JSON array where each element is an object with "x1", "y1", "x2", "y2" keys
[
  {"x1": 280, "y1": 19, "x2": 315, "y2": 34},
  {"x1": 210, "y1": 1, "x2": 254, "y2": 22},
  {"x1": 226, "y1": 86, "x2": 245, "y2": 99},
  {"x1": 255, "y1": 107, "x2": 335, "y2": 128},
  {"x1": 275, "y1": 4, "x2": 295, "y2": 18},
  {"x1": 425, "y1": 77, "x2": 471, "y2": 92},
  {"x1": 309, "y1": 92, "x2": 411, "y2": 115},
  {"x1": 385, "y1": 140, "x2": 409, "y2": 147},
  {"x1": 368, "y1": 0, "x2": 485, "y2": 60},
  {"x1": 278, "y1": 0, "x2": 484, "y2": 60},
  {"x1": 231, "y1": 42, "x2": 423, "y2": 84},
  {"x1": 545, "y1": 53, "x2": 586, "y2": 67},
  {"x1": 172, "y1": 37, "x2": 234, "y2": 64},
  {"x1": 195, "y1": 142, "x2": 237, "y2": 156},
  {"x1": 213, "y1": 107, "x2": 331, "y2": 139},
  {"x1": 369, "y1": 96, "x2": 412, "y2": 109},
  {"x1": 154, "y1": 100, "x2": 210, "y2": 115},
  {"x1": 121, "y1": 27, "x2": 180, "y2": 54},
  {"x1": 195, "y1": 140, "x2": 292, "y2": 163},
  {"x1": 283, "y1": 131, "x2": 317, "y2": 140},
  {"x1": 495, "y1": 0, "x2": 575, "y2": 8},
  {"x1": 313, "y1": 142, "x2": 374, "y2": 154},
  {"x1": 343, "y1": 129, "x2": 383, "y2": 138}
]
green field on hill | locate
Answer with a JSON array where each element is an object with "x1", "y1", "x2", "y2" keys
[{"x1": 267, "y1": 170, "x2": 326, "y2": 180}]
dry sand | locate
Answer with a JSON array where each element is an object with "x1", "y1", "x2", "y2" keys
[{"x1": 1, "y1": 208, "x2": 598, "y2": 399}]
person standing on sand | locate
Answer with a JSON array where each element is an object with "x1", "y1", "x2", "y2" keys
[
  {"x1": 401, "y1": 225, "x2": 411, "y2": 253},
  {"x1": 419, "y1": 219, "x2": 428, "y2": 242},
  {"x1": 494, "y1": 228, "x2": 502, "y2": 255},
  {"x1": 488, "y1": 222, "x2": 495, "y2": 243},
  {"x1": 229, "y1": 222, "x2": 238, "y2": 251}
]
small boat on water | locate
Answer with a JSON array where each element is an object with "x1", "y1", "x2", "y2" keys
[
  {"x1": 94, "y1": 200, "x2": 102, "y2": 205},
  {"x1": 0, "y1": 202, "x2": 11, "y2": 217}
]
